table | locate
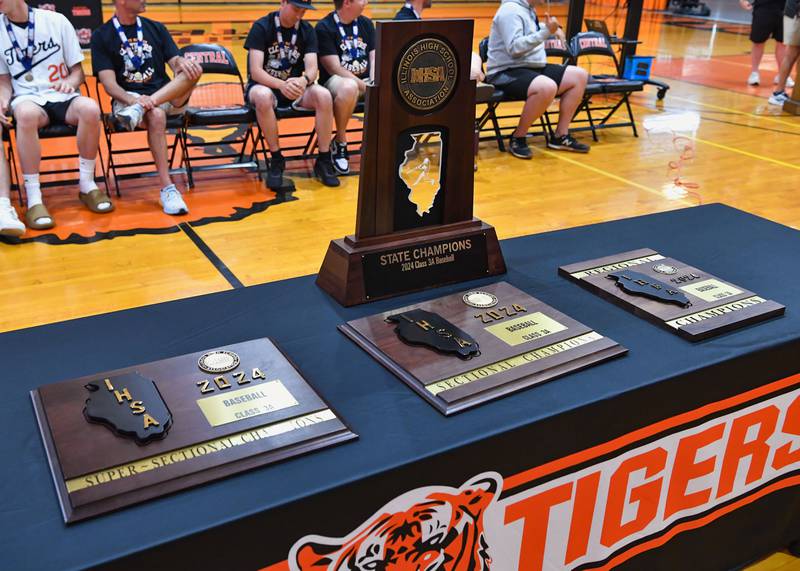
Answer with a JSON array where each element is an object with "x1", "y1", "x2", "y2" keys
[{"x1": 2, "y1": 204, "x2": 798, "y2": 570}]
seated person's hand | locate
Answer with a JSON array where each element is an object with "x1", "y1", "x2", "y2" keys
[
  {"x1": 53, "y1": 82, "x2": 75, "y2": 94},
  {"x1": 177, "y1": 58, "x2": 203, "y2": 81},
  {"x1": 739, "y1": 0, "x2": 753, "y2": 10},
  {"x1": 281, "y1": 77, "x2": 306, "y2": 100},
  {"x1": 545, "y1": 14, "x2": 560, "y2": 35},
  {"x1": 137, "y1": 95, "x2": 156, "y2": 110}
]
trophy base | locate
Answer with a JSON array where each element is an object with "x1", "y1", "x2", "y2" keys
[{"x1": 316, "y1": 219, "x2": 506, "y2": 306}]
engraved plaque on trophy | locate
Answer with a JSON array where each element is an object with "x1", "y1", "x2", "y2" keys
[
  {"x1": 340, "y1": 281, "x2": 627, "y2": 415},
  {"x1": 316, "y1": 20, "x2": 506, "y2": 306},
  {"x1": 31, "y1": 338, "x2": 356, "y2": 523},
  {"x1": 559, "y1": 248, "x2": 786, "y2": 341}
]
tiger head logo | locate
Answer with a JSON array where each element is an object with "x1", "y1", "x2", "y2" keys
[{"x1": 289, "y1": 472, "x2": 502, "y2": 571}]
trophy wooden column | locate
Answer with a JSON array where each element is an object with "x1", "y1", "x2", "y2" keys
[{"x1": 317, "y1": 20, "x2": 506, "y2": 306}]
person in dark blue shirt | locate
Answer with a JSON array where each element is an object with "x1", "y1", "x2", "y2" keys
[{"x1": 393, "y1": 0, "x2": 430, "y2": 20}]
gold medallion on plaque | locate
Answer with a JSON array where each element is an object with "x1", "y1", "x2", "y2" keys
[{"x1": 396, "y1": 37, "x2": 458, "y2": 112}]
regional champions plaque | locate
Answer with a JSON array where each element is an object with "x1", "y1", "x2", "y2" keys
[
  {"x1": 31, "y1": 338, "x2": 356, "y2": 523},
  {"x1": 340, "y1": 282, "x2": 627, "y2": 415},
  {"x1": 559, "y1": 248, "x2": 786, "y2": 341}
]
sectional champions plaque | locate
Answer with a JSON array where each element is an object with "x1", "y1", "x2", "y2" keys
[
  {"x1": 340, "y1": 282, "x2": 627, "y2": 414},
  {"x1": 31, "y1": 338, "x2": 356, "y2": 523},
  {"x1": 559, "y1": 248, "x2": 786, "y2": 341}
]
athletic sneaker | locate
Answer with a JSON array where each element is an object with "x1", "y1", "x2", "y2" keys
[
  {"x1": 314, "y1": 153, "x2": 341, "y2": 187},
  {"x1": 547, "y1": 133, "x2": 590, "y2": 153},
  {"x1": 747, "y1": 71, "x2": 760, "y2": 86},
  {"x1": 0, "y1": 201, "x2": 25, "y2": 237},
  {"x1": 114, "y1": 102, "x2": 145, "y2": 131},
  {"x1": 331, "y1": 140, "x2": 350, "y2": 175},
  {"x1": 159, "y1": 184, "x2": 189, "y2": 215},
  {"x1": 267, "y1": 154, "x2": 285, "y2": 189},
  {"x1": 774, "y1": 75, "x2": 795, "y2": 88},
  {"x1": 508, "y1": 136, "x2": 532, "y2": 159},
  {"x1": 768, "y1": 90, "x2": 789, "y2": 106}
]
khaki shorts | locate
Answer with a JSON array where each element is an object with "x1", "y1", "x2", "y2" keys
[
  {"x1": 784, "y1": 16, "x2": 800, "y2": 47},
  {"x1": 112, "y1": 91, "x2": 188, "y2": 115},
  {"x1": 324, "y1": 75, "x2": 367, "y2": 98}
]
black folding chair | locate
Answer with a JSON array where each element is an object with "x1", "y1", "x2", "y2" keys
[
  {"x1": 6, "y1": 83, "x2": 109, "y2": 203},
  {"x1": 95, "y1": 80, "x2": 187, "y2": 197},
  {"x1": 569, "y1": 31, "x2": 644, "y2": 140},
  {"x1": 180, "y1": 43, "x2": 268, "y2": 187}
]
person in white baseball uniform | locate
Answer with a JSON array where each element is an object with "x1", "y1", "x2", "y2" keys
[{"x1": 0, "y1": 0, "x2": 108, "y2": 232}]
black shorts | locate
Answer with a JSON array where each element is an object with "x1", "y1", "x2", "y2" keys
[
  {"x1": 41, "y1": 98, "x2": 77, "y2": 125},
  {"x1": 487, "y1": 64, "x2": 567, "y2": 100},
  {"x1": 751, "y1": 5, "x2": 784, "y2": 43}
]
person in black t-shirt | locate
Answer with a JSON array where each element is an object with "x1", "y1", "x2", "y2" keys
[
  {"x1": 245, "y1": 0, "x2": 339, "y2": 189},
  {"x1": 315, "y1": 0, "x2": 375, "y2": 175},
  {"x1": 394, "y1": 0, "x2": 430, "y2": 20},
  {"x1": 91, "y1": 0, "x2": 203, "y2": 215}
]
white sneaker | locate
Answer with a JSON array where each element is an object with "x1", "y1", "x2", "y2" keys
[
  {"x1": 773, "y1": 74, "x2": 795, "y2": 88},
  {"x1": 747, "y1": 71, "x2": 760, "y2": 86},
  {"x1": 768, "y1": 91, "x2": 789, "y2": 105},
  {"x1": 0, "y1": 201, "x2": 25, "y2": 237},
  {"x1": 331, "y1": 140, "x2": 350, "y2": 175},
  {"x1": 114, "y1": 102, "x2": 145, "y2": 131},
  {"x1": 159, "y1": 184, "x2": 189, "y2": 215}
]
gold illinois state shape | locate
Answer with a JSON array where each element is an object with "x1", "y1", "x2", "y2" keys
[{"x1": 396, "y1": 38, "x2": 458, "y2": 112}]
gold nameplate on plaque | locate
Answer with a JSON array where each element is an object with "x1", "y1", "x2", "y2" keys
[
  {"x1": 679, "y1": 279, "x2": 742, "y2": 303},
  {"x1": 484, "y1": 312, "x2": 567, "y2": 346},
  {"x1": 196, "y1": 381, "x2": 300, "y2": 427}
]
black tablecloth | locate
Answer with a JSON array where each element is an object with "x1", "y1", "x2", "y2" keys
[{"x1": 2, "y1": 204, "x2": 798, "y2": 570}]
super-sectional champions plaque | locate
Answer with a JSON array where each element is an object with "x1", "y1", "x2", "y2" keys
[
  {"x1": 31, "y1": 338, "x2": 356, "y2": 523},
  {"x1": 339, "y1": 281, "x2": 627, "y2": 415},
  {"x1": 559, "y1": 248, "x2": 785, "y2": 341}
]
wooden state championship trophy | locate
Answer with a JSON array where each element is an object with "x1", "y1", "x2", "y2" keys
[{"x1": 317, "y1": 19, "x2": 506, "y2": 306}]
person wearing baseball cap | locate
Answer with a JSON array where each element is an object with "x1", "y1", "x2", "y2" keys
[{"x1": 245, "y1": 0, "x2": 340, "y2": 188}]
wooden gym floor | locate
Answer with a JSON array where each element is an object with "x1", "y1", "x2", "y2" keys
[{"x1": 1, "y1": 4, "x2": 798, "y2": 567}]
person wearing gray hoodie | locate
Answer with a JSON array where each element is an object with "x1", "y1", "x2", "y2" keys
[{"x1": 486, "y1": 0, "x2": 589, "y2": 158}]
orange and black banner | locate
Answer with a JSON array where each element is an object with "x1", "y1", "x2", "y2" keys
[{"x1": 266, "y1": 373, "x2": 800, "y2": 570}]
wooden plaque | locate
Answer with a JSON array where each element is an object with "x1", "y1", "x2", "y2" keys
[
  {"x1": 559, "y1": 248, "x2": 786, "y2": 341},
  {"x1": 317, "y1": 20, "x2": 506, "y2": 306},
  {"x1": 31, "y1": 338, "x2": 356, "y2": 523},
  {"x1": 340, "y1": 282, "x2": 627, "y2": 415}
]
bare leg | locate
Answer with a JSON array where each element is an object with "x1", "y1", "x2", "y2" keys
[
  {"x1": 249, "y1": 86, "x2": 280, "y2": 152},
  {"x1": 513, "y1": 76, "x2": 557, "y2": 138},
  {"x1": 751, "y1": 41, "x2": 766, "y2": 73},
  {"x1": 776, "y1": 45, "x2": 800, "y2": 91},
  {"x1": 64, "y1": 96, "x2": 100, "y2": 160},
  {"x1": 150, "y1": 72, "x2": 201, "y2": 107},
  {"x1": 332, "y1": 78, "x2": 359, "y2": 143},
  {"x1": 555, "y1": 66, "x2": 589, "y2": 136},
  {"x1": 298, "y1": 85, "x2": 333, "y2": 153},
  {"x1": 775, "y1": 41, "x2": 786, "y2": 69},
  {"x1": 13, "y1": 101, "x2": 48, "y2": 175},
  {"x1": 143, "y1": 107, "x2": 173, "y2": 188}
]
